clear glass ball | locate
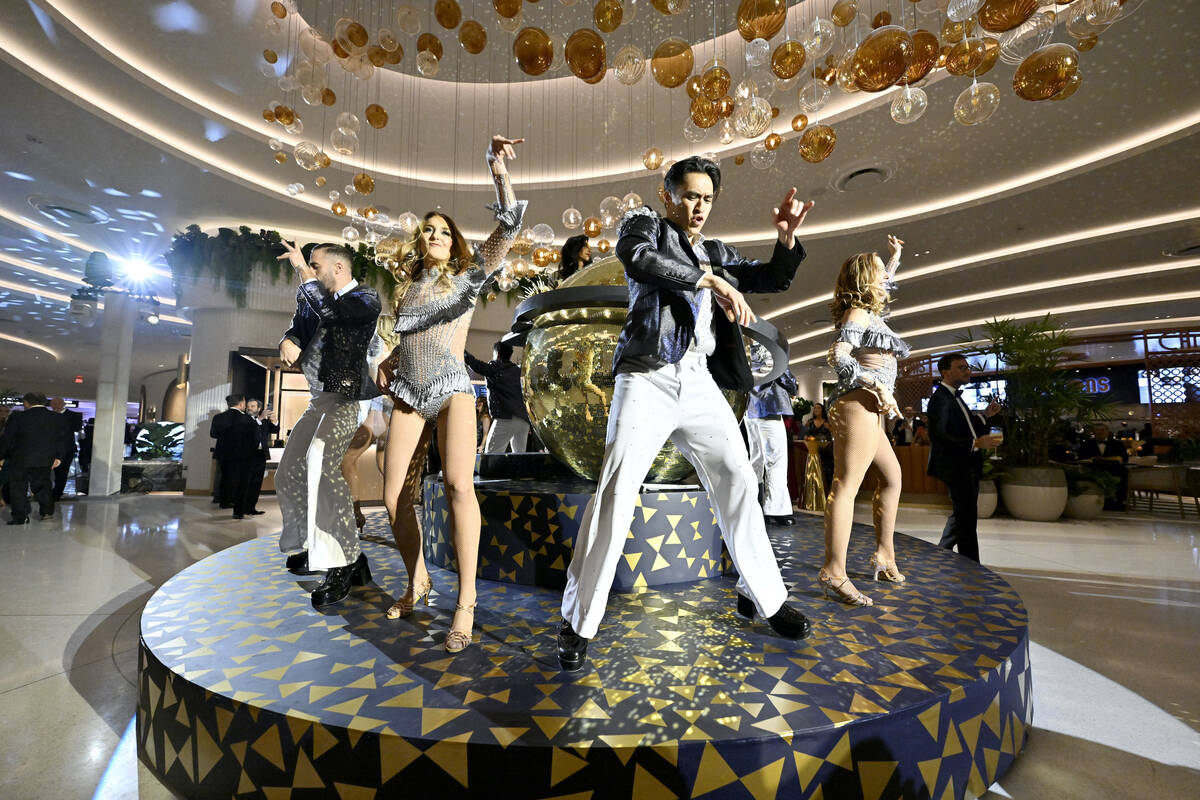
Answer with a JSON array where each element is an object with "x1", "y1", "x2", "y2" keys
[
  {"x1": 621, "y1": 192, "x2": 643, "y2": 213},
  {"x1": 342, "y1": 226, "x2": 360, "y2": 242},
  {"x1": 745, "y1": 38, "x2": 770, "y2": 68},
  {"x1": 336, "y1": 112, "x2": 360, "y2": 134},
  {"x1": 562, "y1": 207, "x2": 583, "y2": 229},
  {"x1": 397, "y1": 211, "x2": 421, "y2": 238},
  {"x1": 614, "y1": 45, "x2": 646, "y2": 85},
  {"x1": 416, "y1": 50, "x2": 441, "y2": 77},
  {"x1": 682, "y1": 117, "x2": 708, "y2": 143},
  {"x1": 718, "y1": 118, "x2": 736, "y2": 145},
  {"x1": 798, "y1": 78, "x2": 830, "y2": 113},
  {"x1": 531, "y1": 223, "x2": 555, "y2": 244},
  {"x1": 953, "y1": 81, "x2": 1001, "y2": 126},
  {"x1": 890, "y1": 86, "x2": 928, "y2": 124},
  {"x1": 733, "y1": 96, "x2": 772, "y2": 138},
  {"x1": 750, "y1": 142, "x2": 776, "y2": 170},
  {"x1": 330, "y1": 128, "x2": 359, "y2": 155}
]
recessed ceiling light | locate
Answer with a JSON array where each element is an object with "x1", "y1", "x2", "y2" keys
[
  {"x1": 5, "y1": 171, "x2": 34, "y2": 181},
  {"x1": 1163, "y1": 243, "x2": 1200, "y2": 258}
]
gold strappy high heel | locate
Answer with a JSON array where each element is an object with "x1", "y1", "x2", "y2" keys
[
  {"x1": 386, "y1": 575, "x2": 432, "y2": 620},
  {"x1": 445, "y1": 604, "x2": 475, "y2": 653},
  {"x1": 869, "y1": 554, "x2": 906, "y2": 583},
  {"x1": 819, "y1": 569, "x2": 873, "y2": 607}
]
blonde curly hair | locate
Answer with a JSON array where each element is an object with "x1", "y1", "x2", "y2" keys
[
  {"x1": 388, "y1": 211, "x2": 473, "y2": 310},
  {"x1": 829, "y1": 252, "x2": 889, "y2": 325}
]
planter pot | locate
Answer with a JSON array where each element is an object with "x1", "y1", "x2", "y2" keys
[
  {"x1": 999, "y1": 466, "x2": 1068, "y2": 522},
  {"x1": 978, "y1": 479, "x2": 998, "y2": 519},
  {"x1": 1065, "y1": 481, "x2": 1105, "y2": 520}
]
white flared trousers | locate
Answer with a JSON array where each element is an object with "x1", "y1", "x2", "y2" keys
[
  {"x1": 561, "y1": 355, "x2": 788, "y2": 639},
  {"x1": 276, "y1": 392, "x2": 362, "y2": 570},
  {"x1": 746, "y1": 417, "x2": 793, "y2": 515}
]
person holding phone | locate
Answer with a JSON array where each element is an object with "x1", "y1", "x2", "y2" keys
[{"x1": 927, "y1": 354, "x2": 1003, "y2": 562}]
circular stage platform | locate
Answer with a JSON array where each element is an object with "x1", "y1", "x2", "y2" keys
[{"x1": 137, "y1": 513, "x2": 1030, "y2": 799}]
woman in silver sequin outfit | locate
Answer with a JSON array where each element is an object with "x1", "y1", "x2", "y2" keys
[
  {"x1": 374, "y1": 134, "x2": 527, "y2": 652},
  {"x1": 820, "y1": 236, "x2": 910, "y2": 607}
]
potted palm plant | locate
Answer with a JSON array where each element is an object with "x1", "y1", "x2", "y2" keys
[{"x1": 971, "y1": 315, "x2": 1109, "y2": 522}]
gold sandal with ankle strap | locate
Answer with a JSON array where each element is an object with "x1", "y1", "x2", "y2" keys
[
  {"x1": 386, "y1": 576, "x2": 432, "y2": 620},
  {"x1": 445, "y1": 603, "x2": 475, "y2": 653}
]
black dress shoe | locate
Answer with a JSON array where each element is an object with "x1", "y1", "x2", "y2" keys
[
  {"x1": 737, "y1": 594, "x2": 811, "y2": 639},
  {"x1": 7, "y1": 518, "x2": 29, "y2": 526},
  {"x1": 247, "y1": 509, "x2": 266, "y2": 516},
  {"x1": 311, "y1": 554, "x2": 372, "y2": 609},
  {"x1": 285, "y1": 550, "x2": 322, "y2": 576},
  {"x1": 557, "y1": 619, "x2": 588, "y2": 672},
  {"x1": 232, "y1": 513, "x2": 244, "y2": 520}
]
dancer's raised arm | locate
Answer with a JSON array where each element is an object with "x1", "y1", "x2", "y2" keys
[{"x1": 477, "y1": 134, "x2": 528, "y2": 275}]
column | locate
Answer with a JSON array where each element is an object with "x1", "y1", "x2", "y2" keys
[
  {"x1": 793, "y1": 365, "x2": 831, "y2": 410},
  {"x1": 91, "y1": 293, "x2": 135, "y2": 496}
]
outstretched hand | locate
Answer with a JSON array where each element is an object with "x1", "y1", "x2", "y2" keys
[
  {"x1": 276, "y1": 238, "x2": 315, "y2": 280},
  {"x1": 886, "y1": 234, "x2": 904, "y2": 261},
  {"x1": 488, "y1": 135, "x2": 525, "y2": 166},
  {"x1": 772, "y1": 188, "x2": 815, "y2": 246}
]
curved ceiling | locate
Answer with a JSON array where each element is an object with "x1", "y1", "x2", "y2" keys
[{"x1": 0, "y1": 0, "x2": 1197, "y2": 393}]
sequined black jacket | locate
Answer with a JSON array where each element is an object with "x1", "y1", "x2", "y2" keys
[
  {"x1": 281, "y1": 280, "x2": 382, "y2": 401},
  {"x1": 613, "y1": 207, "x2": 805, "y2": 393}
]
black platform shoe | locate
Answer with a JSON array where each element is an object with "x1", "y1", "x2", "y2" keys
[
  {"x1": 311, "y1": 554, "x2": 372, "y2": 609},
  {"x1": 285, "y1": 550, "x2": 323, "y2": 576},
  {"x1": 737, "y1": 594, "x2": 812, "y2": 639},
  {"x1": 557, "y1": 619, "x2": 589, "y2": 672}
]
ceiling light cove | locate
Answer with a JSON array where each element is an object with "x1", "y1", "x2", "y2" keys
[{"x1": 0, "y1": 332, "x2": 60, "y2": 361}]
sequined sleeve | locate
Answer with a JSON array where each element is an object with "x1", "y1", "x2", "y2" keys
[
  {"x1": 884, "y1": 252, "x2": 900, "y2": 292},
  {"x1": 827, "y1": 325, "x2": 869, "y2": 388},
  {"x1": 477, "y1": 152, "x2": 528, "y2": 275}
]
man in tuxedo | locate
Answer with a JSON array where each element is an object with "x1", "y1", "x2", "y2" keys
[
  {"x1": 465, "y1": 342, "x2": 530, "y2": 454},
  {"x1": 1078, "y1": 423, "x2": 1129, "y2": 510},
  {"x1": 209, "y1": 394, "x2": 259, "y2": 519},
  {"x1": 48, "y1": 397, "x2": 83, "y2": 500},
  {"x1": 244, "y1": 399, "x2": 278, "y2": 516},
  {"x1": 927, "y1": 353, "x2": 1002, "y2": 562},
  {"x1": 276, "y1": 240, "x2": 381, "y2": 609},
  {"x1": 0, "y1": 392, "x2": 70, "y2": 524}
]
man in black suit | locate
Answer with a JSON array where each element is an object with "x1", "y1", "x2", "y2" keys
[
  {"x1": 465, "y1": 342, "x2": 530, "y2": 453},
  {"x1": 927, "y1": 353, "x2": 1003, "y2": 562},
  {"x1": 244, "y1": 398, "x2": 279, "y2": 516},
  {"x1": 49, "y1": 397, "x2": 83, "y2": 500},
  {"x1": 0, "y1": 392, "x2": 70, "y2": 524},
  {"x1": 209, "y1": 394, "x2": 259, "y2": 519}
]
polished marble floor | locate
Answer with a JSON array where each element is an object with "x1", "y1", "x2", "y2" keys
[{"x1": 1, "y1": 494, "x2": 1196, "y2": 799}]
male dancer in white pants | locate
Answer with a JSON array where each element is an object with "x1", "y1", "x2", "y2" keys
[
  {"x1": 276, "y1": 240, "x2": 382, "y2": 608},
  {"x1": 558, "y1": 156, "x2": 815, "y2": 671}
]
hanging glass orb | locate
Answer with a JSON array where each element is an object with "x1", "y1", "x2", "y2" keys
[
  {"x1": 998, "y1": 12, "x2": 1055, "y2": 65},
  {"x1": 801, "y1": 18, "x2": 836, "y2": 60},
  {"x1": 947, "y1": 0, "x2": 986, "y2": 23},
  {"x1": 284, "y1": 182, "x2": 301, "y2": 196},
  {"x1": 336, "y1": 112, "x2": 361, "y2": 134},
  {"x1": 417, "y1": 50, "x2": 441, "y2": 76},
  {"x1": 284, "y1": 118, "x2": 304, "y2": 135},
  {"x1": 831, "y1": 0, "x2": 857, "y2": 26},
  {"x1": 733, "y1": 96, "x2": 772, "y2": 138},
  {"x1": 268, "y1": 138, "x2": 283, "y2": 151},
  {"x1": 734, "y1": 77, "x2": 758, "y2": 102},
  {"x1": 583, "y1": 216, "x2": 603, "y2": 237},
  {"x1": 797, "y1": 124, "x2": 837, "y2": 162},
  {"x1": 718, "y1": 118, "x2": 736, "y2": 145},
  {"x1": 395, "y1": 5, "x2": 421, "y2": 35},
  {"x1": 749, "y1": 68, "x2": 777, "y2": 98},
  {"x1": 329, "y1": 190, "x2": 341, "y2": 202},
  {"x1": 293, "y1": 141, "x2": 322, "y2": 170},
  {"x1": 315, "y1": 176, "x2": 327, "y2": 188},
  {"x1": 562, "y1": 207, "x2": 583, "y2": 229},
  {"x1": 750, "y1": 142, "x2": 776, "y2": 170},
  {"x1": 953, "y1": 81, "x2": 1001, "y2": 125},
  {"x1": 683, "y1": 117, "x2": 708, "y2": 143},
  {"x1": 599, "y1": 196, "x2": 623, "y2": 228},
  {"x1": 353, "y1": 172, "x2": 376, "y2": 194},
  {"x1": 342, "y1": 226, "x2": 360, "y2": 242},
  {"x1": 890, "y1": 85, "x2": 928, "y2": 123},
  {"x1": 621, "y1": 192, "x2": 643, "y2": 213},
  {"x1": 642, "y1": 147, "x2": 664, "y2": 170},
  {"x1": 497, "y1": 12, "x2": 523, "y2": 34},
  {"x1": 397, "y1": 212, "x2": 421, "y2": 238},
  {"x1": 660, "y1": 159, "x2": 676, "y2": 178},
  {"x1": 330, "y1": 128, "x2": 359, "y2": 155},
  {"x1": 614, "y1": 45, "x2": 646, "y2": 85},
  {"x1": 531, "y1": 223, "x2": 555, "y2": 244},
  {"x1": 745, "y1": 38, "x2": 771, "y2": 69},
  {"x1": 701, "y1": 62, "x2": 732, "y2": 100},
  {"x1": 331, "y1": 201, "x2": 348, "y2": 216},
  {"x1": 798, "y1": 78, "x2": 831, "y2": 112}
]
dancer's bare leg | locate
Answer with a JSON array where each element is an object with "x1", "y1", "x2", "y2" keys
[
  {"x1": 341, "y1": 423, "x2": 374, "y2": 530},
  {"x1": 383, "y1": 404, "x2": 434, "y2": 609},
  {"x1": 438, "y1": 393, "x2": 481, "y2": 646},
  {"x1": 822, "y1": 390, "x2": 881, "y2": 602}
]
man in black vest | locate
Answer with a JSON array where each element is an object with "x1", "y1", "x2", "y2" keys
[
  {"x1": 275, "y1": 240, "x2": 382, "y2": 609},
  {"x1": 244, "y1": 398, "x2": 278, "y2": 516},
  {"x1": 0, "y1": 392, "x2": 70, "y2": 524},
  {"x1": 465, "y1": 342, "x2": 530, "y2": 453},
  {"x1": 927, "y1": 353, "x2": 1002, "y2": 562},
  {"x1": 209, "y1": 394, "x2": 259, "y2": 519},
  {"x1": 48, "y1": 397, "x2": 83, "y2": 500},
  {"x1": 557, "y1": 156, "x2": 815, "y2": 672}
]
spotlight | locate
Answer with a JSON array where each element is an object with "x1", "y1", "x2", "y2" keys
[
  {"x1": 146, "y1": 311, "x2": 160, "y2": 325},
  {"x1": 122, "y1": 258, "x2": 153, "y2": 282}
]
